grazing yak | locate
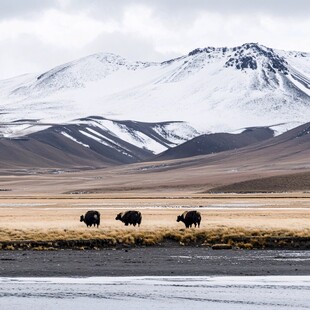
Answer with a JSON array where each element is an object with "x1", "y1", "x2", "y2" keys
[
  {"x1": 115, "y1": 210, "x2": 142, "y2": 227},
  {"x1": 177, "y1": 210, "x2": 201, "y2": 228},
  {"x1": 80, "y1": 210, "x2": 100, "y2": 227}
]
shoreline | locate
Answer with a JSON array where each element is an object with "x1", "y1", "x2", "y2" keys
[
  {"x1": 1, "y1": 247, "x2": 310, "y2": 277},
  {"x1": 1, "y1": 237, "x2": 310, "y2": 250}
]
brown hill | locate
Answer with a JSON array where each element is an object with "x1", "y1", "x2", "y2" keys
[
  {"x1": 208, "y1": 172, "x2": 310, "y2": 193},
  {"x1": 0, "y1": 122, "x2": 309, "y2": 194},
  {"x1": 156, "y1": 127, "x2": 274, "y2": 160},
  {"x1": 0, "y1": 123, "x2": 153, "y2": 171}
]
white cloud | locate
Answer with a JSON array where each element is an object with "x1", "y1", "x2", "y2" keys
[{"x1": 0, "y1": 9, "x2": 117, "y2": 48}]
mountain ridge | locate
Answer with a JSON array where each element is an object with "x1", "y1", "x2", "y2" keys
[
  {"x1": 0, "y1": 42, "x2": 309, "y2": 162},
  {"x1": 156, "y1": 126, "x2": 275, "y2": 160}
]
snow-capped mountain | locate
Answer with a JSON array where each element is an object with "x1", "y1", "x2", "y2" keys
[{"x1": 0, "y1": 43, "x2": 309, "y2": 151}]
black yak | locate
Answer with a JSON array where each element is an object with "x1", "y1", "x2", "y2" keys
[
  {"x1": 177, "y1": 210, "x2": 201, "y2": 228},
  {"x1": 80, "y1": 210, "x2": 100, "y2": 227},
  {"x1": 115, "y1": 210, "x2": 142, "y2": 227}
]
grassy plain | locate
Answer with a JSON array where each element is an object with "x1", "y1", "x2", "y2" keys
[{"x1": 0, "y1": 194, "x2": 309, "y2": 249}]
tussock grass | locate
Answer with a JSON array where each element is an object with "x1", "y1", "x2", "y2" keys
[{"x1": 0, "y1": 227, "x2": 310, "y2": 250}]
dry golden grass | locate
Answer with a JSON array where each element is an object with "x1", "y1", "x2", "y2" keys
[
  {"x1": 0, "y1": 227, "x2": 310, "y2": 250},
  {"x1": 0, "y1": 196, "x2": 309, "y2": 250}
]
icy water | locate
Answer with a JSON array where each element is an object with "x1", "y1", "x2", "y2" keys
[{"x1": 0, "y1": 276, "x2": 309, "y2": 309}]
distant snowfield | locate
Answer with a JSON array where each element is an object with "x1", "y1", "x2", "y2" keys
[{"x1": 0, "y1": 276, "x2": 309, "y2": 309}]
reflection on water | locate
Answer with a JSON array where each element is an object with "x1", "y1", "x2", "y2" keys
[
  {"x1": 171, "y1": 250, "x2": 310, "y2": 262},
  {"x1": 0, "y1": 276, "x2": 309, "y2": 310}
]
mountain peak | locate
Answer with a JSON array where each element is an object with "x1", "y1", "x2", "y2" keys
[
  {"x1": 226, "y1": 43, "x2": 288, "y2": 74},
  {"x1": 187, "y1": 43, "x2": 288, "y2": 74},
  {"x1": 187, "y1": 42, "x2": 262, "y2": 56},
  {"x1": 36, "y1": 52, "x2": 127, "y2": 81}
]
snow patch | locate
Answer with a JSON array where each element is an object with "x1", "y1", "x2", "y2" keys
[{"x1": 61, "y1": 131, "x2": 90, "y2": 148}]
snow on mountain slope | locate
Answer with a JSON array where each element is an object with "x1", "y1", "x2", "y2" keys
[
  {"x1": 10, "y1": 53, "x2": 157, "y2": 97},
  {"x1": 68, "y1": 117, "x2": 199, "y2": 155},
  {"x1": 0, "y1": 43, "x2": 309, "y2": 138},
  {"x1": 0, "y1": 117, "x2": 199, "y2": 156},
  {"x1": 0, "y1": 116, "x2": 202, "y2": 170}
]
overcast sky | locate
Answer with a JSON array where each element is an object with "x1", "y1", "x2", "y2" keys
[{"x1": 0, "y1": 0, "x2": 309, "y2": 79}]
